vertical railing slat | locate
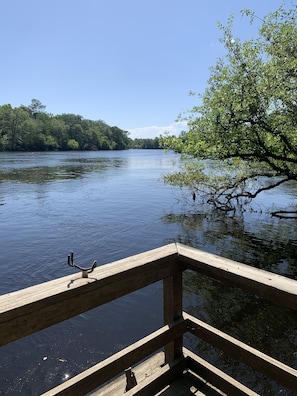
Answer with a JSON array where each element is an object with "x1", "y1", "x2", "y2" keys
[{"x1": 163, "y1": 269, "x2": 183, "y2": 363}]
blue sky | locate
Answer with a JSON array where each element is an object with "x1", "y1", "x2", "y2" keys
[{"x1": 0, "y1": 0, "x2": 288, "y2": 138}]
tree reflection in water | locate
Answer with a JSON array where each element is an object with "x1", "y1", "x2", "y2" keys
[{"x1": 162, "y1": 210, "x2": 297, "y2": 395}]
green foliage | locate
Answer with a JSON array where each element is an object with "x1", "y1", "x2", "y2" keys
[
  {"x1": 28, "y1": 99, "x2": 46, "y2": 118},
  {"x1": 0, "y1": 100, "x2": 131, "y2": 152},
  {"x1": 163, "y1": 6, "x2": 297, "y2": 213},
  {"x1": 129, "y1": 137, "x2": 162, "y2": 149},
  {"x1": 67, "y1": 139, "x2": 79, "y2": 150}
]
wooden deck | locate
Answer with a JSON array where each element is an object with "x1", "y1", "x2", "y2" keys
[
  {"x1": 95, "y1": 352, "x2": 228, "y2": 396},
  {"x1": 1, "y1": 243, "x2": 297, "y2": 395},
  {"x1": 95, "y1": 350, "x2": 256, "y2": 396}
]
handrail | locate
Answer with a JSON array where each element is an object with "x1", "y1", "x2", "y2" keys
[
  {"x1": 176, "y1": 243, "x2": 297, "y2": 311},
  {"x1": 1, "y1": 243, "x2": 297, "y2": 394},
  {"x1": 0, "y1": 244, "x2": 179, "y2": 347}
]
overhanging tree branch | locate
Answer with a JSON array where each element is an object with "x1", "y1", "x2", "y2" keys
[{"x1": 163, "y1": 5, "x2": 297, "y2": 216}]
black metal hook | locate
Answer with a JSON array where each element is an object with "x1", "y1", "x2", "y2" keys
[{"x1": 68, "y1": 251, "x2": 97, "y2": 278}]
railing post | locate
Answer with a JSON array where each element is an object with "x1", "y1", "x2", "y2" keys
[{"x1": 163, "y1": 269, "x2": 183, "y2": 363}]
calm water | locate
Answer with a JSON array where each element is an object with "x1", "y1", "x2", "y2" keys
[{"x1": 1, "y1": 150, "x2": 297, "y2": 395}]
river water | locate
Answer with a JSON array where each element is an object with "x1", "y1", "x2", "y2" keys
[{"x1": 0, "y1": 150, "x2": 297, "y2": 395}]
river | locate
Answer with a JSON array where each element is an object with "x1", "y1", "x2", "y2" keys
[{"x1": 0, "y1": 150, "x2": 297, "y2": 395}]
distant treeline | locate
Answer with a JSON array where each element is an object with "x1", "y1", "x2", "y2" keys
[
  {"x1": 0, "y1": 99, "x2": 163, "y2": 151},
  {"x1": 129, "y1": 137, "x2": 162, "y2": 149}
]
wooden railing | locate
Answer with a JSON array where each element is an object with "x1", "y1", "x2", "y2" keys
[{"x1": 1, "y1": 243, "x2": 297, "y2": 395}]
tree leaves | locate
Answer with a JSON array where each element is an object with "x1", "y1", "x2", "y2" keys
[
  {"x1": 163, "y1": 5, "x2": 297, "y2": 214},
  {"x1": 0, "y1": 100, "x2": 130, "y2": 151}
]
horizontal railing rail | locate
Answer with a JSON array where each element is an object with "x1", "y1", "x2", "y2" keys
[
  {"x1": 42, "y1": 318, "x2": 187, "y2": 396},
  {"x1": 1, "y1": 243, "x2": 297, "y2": 395},
  {"x1": 177, "y1": 243, "x2": 297, "y2": 311},
  {"x1": 0, "y1": 244, "x2": 179, "y2": 347},
  {"x1": 184, "y1": 313, "x2": 297, "y2": 393}
]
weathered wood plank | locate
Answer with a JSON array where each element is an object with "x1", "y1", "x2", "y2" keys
[
  {"x1": 41, "y1": 318, "x2": 187, "y2": 396},
  {"x1": 163, "y1": 270, "x2": 183, "y2": 363},
  {"x1": 184, "y1": 312, "x2": 297, "y2": 393},
  {"x1": 176, "y1": 243, "x2": 297, "y2": 311},
  {"x1": 155, "y1": 370, "x2": 227, "y2": 396},
  {"x1": 94, "y1": 352, "x2": 165, "y2": 395},
  {"x1": 0, "y1": 244, "x2": 179, "y2": 347},
  {"x1": 124, "y1": 356, "x2": 187, "y2": 396},
  {"x1": 185, "y1": 348, "x2": 259, "y2": 396}
]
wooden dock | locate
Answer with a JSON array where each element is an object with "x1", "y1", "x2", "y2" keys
[{"x1": 1, "y1": 243, "x2": 297, "y2": 395}]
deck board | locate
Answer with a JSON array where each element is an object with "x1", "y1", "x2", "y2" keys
[
  {"x1": 91, "y1": 351, "x2": 257, "y2": 396},
  {"x1": 91, "y1": 353, "x2": 224, "y2": 396},
  {"x1": 90, "y1": 352, "x2": 165, "y2": 395},
  {"x1": 155, "y1": 371, "x2": 226, "y2": 396}
]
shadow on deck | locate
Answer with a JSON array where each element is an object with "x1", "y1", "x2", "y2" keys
[{"x1": 96, "y1": 350, "x2": 244, "y2": 396}]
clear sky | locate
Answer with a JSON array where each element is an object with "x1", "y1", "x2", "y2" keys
[{"x1": 0, "y1": 0, "x2": 289, "y2": 138}]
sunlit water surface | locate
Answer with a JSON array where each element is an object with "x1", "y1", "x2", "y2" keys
[{"x1": 1, "y1": 150, "x2": 297, "y2": 395}]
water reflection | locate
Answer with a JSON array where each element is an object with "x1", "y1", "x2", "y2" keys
[
  {"x1": 162, "y1": 210, "x2": 297, "y2": 277},
  {"x1": 183, "y1": 270, "x2": 297, "y2": 395},
  {"x1": 1, "y1": 150, "x2": 297, "y2": 395},
  {"x1": 0, "y1": 158, "x2": 125, "y2": 184},
  {"x1": 161, "y1": 209, "x2": 297, "y2": 395}
]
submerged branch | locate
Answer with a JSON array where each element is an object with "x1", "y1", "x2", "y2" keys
[
  {"x1": 194, "y1": 175, "x2": 293, "y2": 213},
  {"x1": 239, "y1": 177, "x2": 290, "y2": 199},
  {"x1": 271, "y1": 210, "x2": 297, "y2": 219}
]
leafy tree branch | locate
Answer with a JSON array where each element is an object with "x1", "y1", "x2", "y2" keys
[{"x1": 163, "y1": 5, "x2": 297, "y2": 214}]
